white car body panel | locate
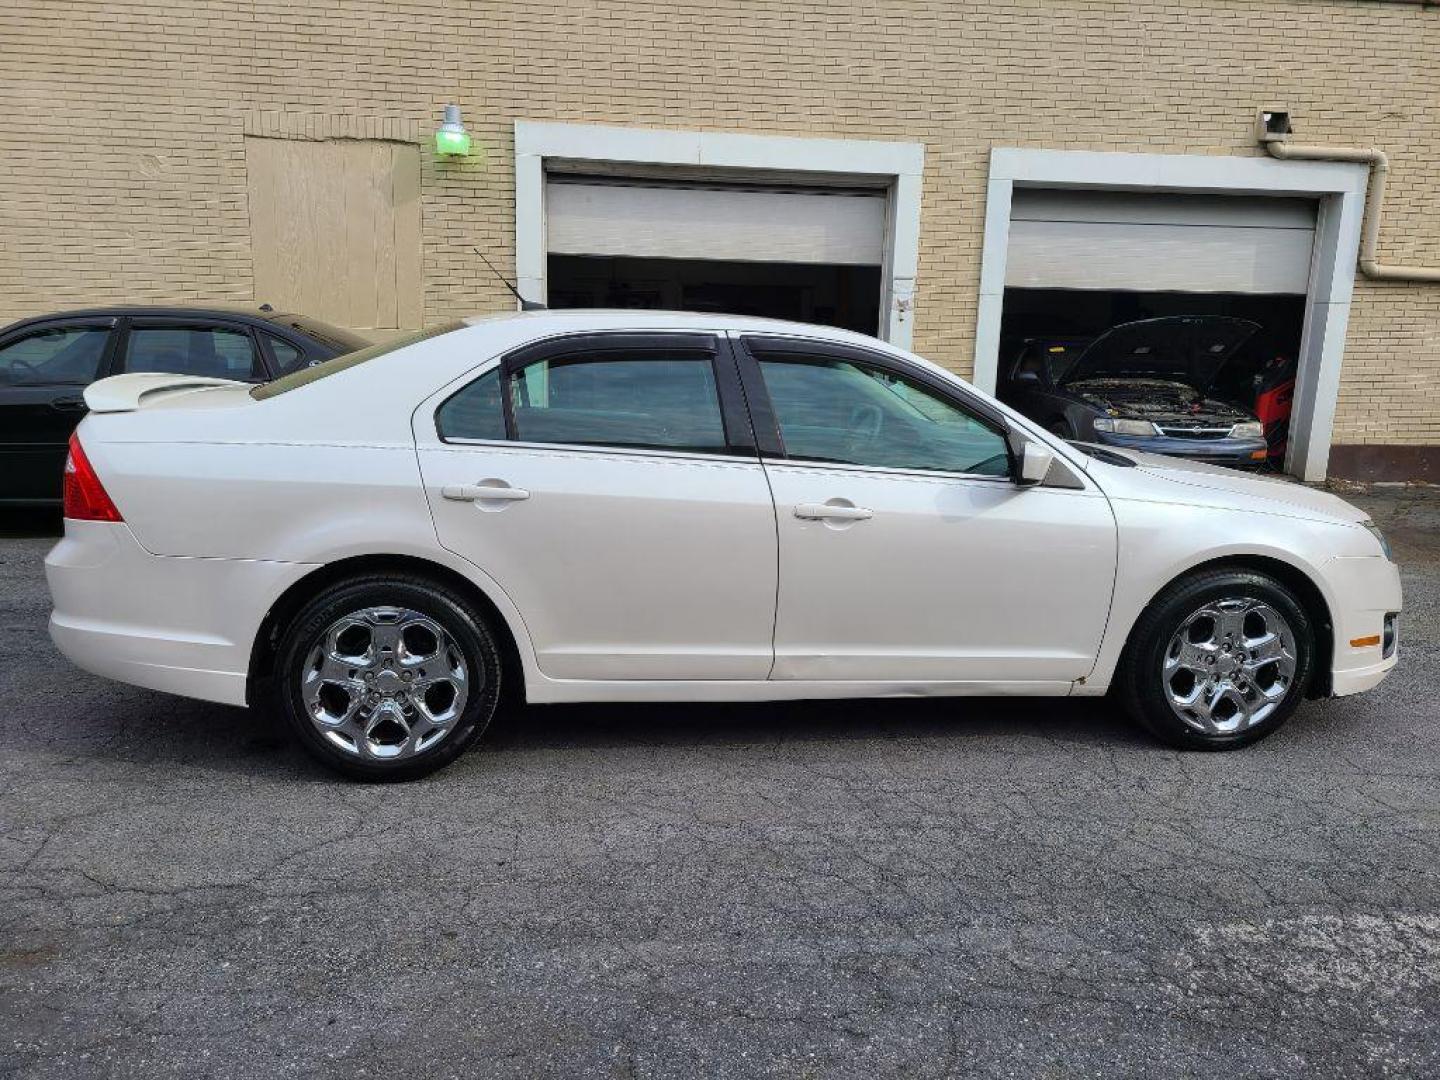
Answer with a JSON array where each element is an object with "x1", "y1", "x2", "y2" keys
[
  {"x1": 45, "y1": 310, "x2": 1400, "y2": 713},
  {"x1": 1066, "y1": 453, "x2": 1401, "y2": 698},
  {"x1": 418, "y1": 441, "x2": 778, "y2": 680},
  {"x1": 47, "y1": 519, "x2": 313, "y2": 706},
  {"x1": 762, "y1": 462, "x2": 1115, "y2": 682}
]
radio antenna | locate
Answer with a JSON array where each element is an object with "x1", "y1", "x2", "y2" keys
[{"x1": 474, "y1": 247, "x2": 546, "y2": 311}]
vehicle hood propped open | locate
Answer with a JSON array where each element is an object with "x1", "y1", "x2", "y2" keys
[{"x1": 1059, "y1": 316, "x2": 1260, "y2": 392}]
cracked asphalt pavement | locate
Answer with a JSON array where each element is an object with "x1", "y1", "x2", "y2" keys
[{"x1": 2, "y1": 489, "x2": 1438, "y2": 1078}]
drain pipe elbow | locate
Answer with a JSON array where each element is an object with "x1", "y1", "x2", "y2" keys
[{"x1": 1263, "y1": 137, "x2": 1440, "y2": 283}]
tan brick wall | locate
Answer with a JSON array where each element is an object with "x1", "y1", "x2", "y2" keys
[{"x1": 1, "y1": 0, "x2": 1437, "y2": 445}]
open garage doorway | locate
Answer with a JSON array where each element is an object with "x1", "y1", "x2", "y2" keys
[
  {"x1": 999, "y1": 290, "x2": 1307, "y2": 469},
  {"x1": 542, "y1": 174, "x2": 887, "y2": 336},
  {"x1": 993, "y1": 189, "x2": 1316, "y2": 471},
  {"x1": 549, "y1": 255, "x2": 882, "y2": 333},
  {"x1": 516, "y1": 124, "x2": 925, "y2": 352}
]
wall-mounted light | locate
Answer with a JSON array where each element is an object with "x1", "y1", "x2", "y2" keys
[{"x1": 435, "y1": 104, "x2": 472, "y2": 157}]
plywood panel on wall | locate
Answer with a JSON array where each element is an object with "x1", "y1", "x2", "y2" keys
[{"x1": 246, "y1": 137, "x2": 422, "y2": 331}]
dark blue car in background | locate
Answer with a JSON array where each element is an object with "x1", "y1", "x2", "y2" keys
[{"x1": 997, "y1": 315, "x2": 1271, "y2": 469}]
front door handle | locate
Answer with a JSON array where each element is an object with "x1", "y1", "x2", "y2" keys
[
  {"x1": 794, "y1": 502, "x2": 873, "y2": 522},
  {"x1": 442, "y1": 481, "x2": 531, "y2": 503}
]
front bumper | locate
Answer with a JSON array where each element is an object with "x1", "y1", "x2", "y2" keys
[
  {"x1": 46, "y1": 519, "x2": 314, "y2": 707},
  {"x1": 1323, "y1": 554, "x2": 1402, "y2": 697},
  {"x1": 1092, "y1": 430, "x2": 1270, "y2": 468}
]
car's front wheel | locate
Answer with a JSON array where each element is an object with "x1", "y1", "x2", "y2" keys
[
  {"x1": 1116, "y1": 568, "x2": 1316, "y2": 750},
  {"x1": 272, "y1": 575, "x2": 502, "y2": 781}
]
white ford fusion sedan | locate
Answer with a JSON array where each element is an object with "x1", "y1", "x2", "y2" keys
[{"x1": 47, "y1": 311, "x2": 1400, "y2": 780}]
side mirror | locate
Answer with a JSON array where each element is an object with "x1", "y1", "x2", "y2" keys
[{"x1": 1016, "y1": 439, "x2": 1055, "y2": 486}]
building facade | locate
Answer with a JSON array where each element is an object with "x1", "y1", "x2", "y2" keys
[{"x1": 2, "y1": 0, "x2": 1437, "y2": 479}]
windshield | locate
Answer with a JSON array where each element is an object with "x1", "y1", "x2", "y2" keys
[
  {"x1": 251, "y1": 321, "x2": 464, "y2": 399},
  {"x1": 1014, "y1": 339, "x2": 1087, "y2": 384},
  {"x1": 1061, "y1": 317, "x2": 1259, "y2": 390}
]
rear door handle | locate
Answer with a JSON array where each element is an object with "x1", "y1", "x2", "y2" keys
[
  {"x1": 51, "y1": 397, "x2": 87, "y2": 412},
  {"x1": 442, "y1": 482, "x2": 531, "y2": 502},
  {"x1": 794, "y1": 502, "x2": 873, "y2": 522}
]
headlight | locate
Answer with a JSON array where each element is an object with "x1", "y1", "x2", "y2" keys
[
  {"x1": 1229, "y1": 421, "x2": 1265, "y2": 439},
  {"x1": 1093, "y1": 417, "x2": 1160, "y2": 437},
  {"x1": 1360, "y1": 519, "x2": 1392, "y2": 560}
]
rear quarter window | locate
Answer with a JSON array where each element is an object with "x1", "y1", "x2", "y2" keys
[{"x1": 436, "y1": 368, "x2": 505, "y2": 440}]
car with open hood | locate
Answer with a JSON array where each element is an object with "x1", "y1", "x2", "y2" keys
[{"x1": 998, "y1": 316, "x2": 1271, "y2": 469}]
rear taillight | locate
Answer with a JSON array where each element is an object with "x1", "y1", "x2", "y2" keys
[{"x1": 63, "y1": 433, "x2": 123, "y2": 522}]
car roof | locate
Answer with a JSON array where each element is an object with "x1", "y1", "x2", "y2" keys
[
  {"x1": 459, "y1": 308, "x2": 895, "y2": 350},
  {"x1": 4, "y1": 305, "x2": 298, "y2": 325},
  {"x1": 2, "y1": 304, "x2": 373, "y2": 354},
  {"x1": 5, "y1": 303, "x2": 322, "y2": 332}
]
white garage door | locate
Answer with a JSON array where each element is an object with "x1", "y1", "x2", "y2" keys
[
  {"x1": 546, "y1": 178, "x2": 886, "y2": 266},
  {"x1": 1005, "y1": 190, "x2": 1317, "y2": 294}
]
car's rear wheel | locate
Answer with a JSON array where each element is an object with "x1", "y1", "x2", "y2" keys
[
  {"x1": 272, "y1": 575, "x2": 501, "y2": 781},
  {"x1": 1116, "y1": 568, "x2": 1315, "y2": 750}
]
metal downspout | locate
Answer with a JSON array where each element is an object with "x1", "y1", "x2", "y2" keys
[{"x1": 1264, "y1": 140, "x2": 1440, "y2": 283}]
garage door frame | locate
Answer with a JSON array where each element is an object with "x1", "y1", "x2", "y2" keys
[
  {"x1": 514, "y1": 122, "x2": 925, "y2": 349},
  {"x1": 976, "y1": 148, "x2": 1371, "y2": 482}
]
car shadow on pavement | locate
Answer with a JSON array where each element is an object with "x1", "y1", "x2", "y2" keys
[
  {"x1": 487, "y1": 694, "x2": 1152, "y2": 754},
  {"x1": 3, "y1": 685, "x2": 1156, "y2": 784},
  {"x1": 264, "y1": 696, "x2": 1157, "y2": 783}
]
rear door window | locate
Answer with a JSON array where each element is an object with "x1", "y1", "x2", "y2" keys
[
  {"x1": 510, "y1": 355, "x2": 727, "y2": 453},
  {"x1": 122, "y1": 326, "x2": 263, "y2": 381},
  {"x1": 0, "y1": 326, "x2": 111, "y2": 385},
  {"x1": 436, "y1": 346, "x2": 732, "y2": 455}
]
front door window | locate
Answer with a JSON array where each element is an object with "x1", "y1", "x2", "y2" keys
[
  {"x1": 758, "y1": 357, "x2": 1010, "y2": 476},
  {"x1": 0, "y1": 327, "x2": 109, "y2": 386}
]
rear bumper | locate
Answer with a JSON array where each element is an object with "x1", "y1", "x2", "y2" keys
[
  {"x1": 1094, "y1": 431, "x2": 1269, "y2": 467},
  {"x1": 46, "y1": 520, "x2": 314, "y2": 707}
]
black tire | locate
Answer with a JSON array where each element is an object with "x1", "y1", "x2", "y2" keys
[
  {"x1": 1116, "y1": 568, "x2": 1315, "y2": 751},
  {"x1": 271, "y1": 574, "x2": 502, "y2": 781}
]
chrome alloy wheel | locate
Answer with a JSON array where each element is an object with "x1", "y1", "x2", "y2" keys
[
  {"x1": 1161, "y1": 597, "x2": 1297, "y2": 735},
  {"x1": 301, "y1": 606, "x2": 470, "y2": 760}
]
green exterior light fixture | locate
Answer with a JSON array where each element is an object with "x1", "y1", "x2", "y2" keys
[{"x1": 435, "y1": 104, "x2": 472, "y2": 157}]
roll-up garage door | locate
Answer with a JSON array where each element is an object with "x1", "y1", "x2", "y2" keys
[
  {"x1": 546, "y1": 177, "x2": 886, "y2": 266},
  {"x1": 1005, "y1": 190, "x2": 1317, "y2": 294}
]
